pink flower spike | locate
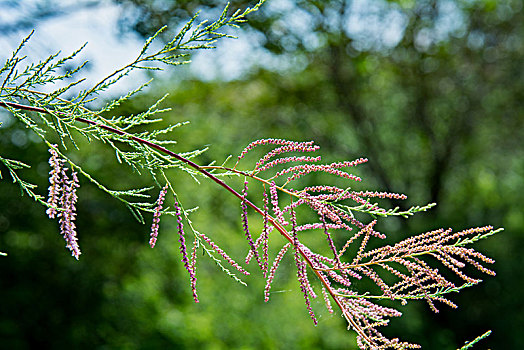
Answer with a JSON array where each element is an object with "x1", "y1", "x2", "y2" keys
[
  {"x1": 46, "y1": 145, "x2": 65, "y2": 219},
  {"x1": 149, "y1": 184, "x2": 168, "y2": 248},
  {"x1": 174, "y1": 196, "x2": 199, "y2": 303},
  {"x1": 255, "y1": 142, "x2": 319, "y2": 170},
  {"x1": 190, "y1": 237, "x2": 199, "y2": 303},
  {"x1": 328, "y1": 157, "x2": 368, "y2": 169},
  {"x1": 269, "y1": 181, "x2": 288, "y2": 226},
  {"x1": 256, "y1": 156, "x2": 321, "y2": 173},
  {"x1": 264, "y1": 243, "x2": 291, "y2": 302},
  {"x1": 241, "y1": 180, "x2": 263, "y2": 271},
  {"x1": 58, "y1": 169, "x2": 81, "y2": 260},
  {"x1": 237, "y1": 139, "x2": 315, "y2": 163},
  {"x1": 276, "y1": 164, "x2": 362, "y2": 183}
]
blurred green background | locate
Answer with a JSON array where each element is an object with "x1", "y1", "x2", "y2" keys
[{"x1": 0, "y1": 0, "x2": 523, "y2": 348}]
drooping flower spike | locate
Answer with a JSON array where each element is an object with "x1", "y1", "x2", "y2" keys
[
  {"x1": 46, "y1": 145, "x2": 81, "y2": 260},
  {"x1": 149, "y1": 184, "x2": 169, "y2": 248}
]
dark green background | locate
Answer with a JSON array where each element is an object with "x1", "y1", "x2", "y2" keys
[{"x1": 1, "y1": 0, "x2": 522, "y2": 348}]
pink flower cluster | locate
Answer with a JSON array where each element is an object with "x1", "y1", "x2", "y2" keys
[
  {"x1": 254, "y1": 142, "x2": 319, "y2": 170},
  {"x1": 264, "y1": 242, "x2": 290, "y2": 302},
  {"x1": 276, "y1": 163, "x2": 363, "y2": 183},
  {"x1": 149, "y1": 184, "x2": 168, "y2": 248},
  {"x1": 46, "y1": 147, "x2": 64, "y2": 219},
  {"x1": 138, "y1": 137, "x2": 498, "y2": 349},
  {"x1": 237, "y1": 138, "x2": 317, "y2": 162},
  {"x1": 269, "y1": 181, "x2": 288, "y2": 226},
  {"x1": 256, "y1": 155, "x2": 321, "y2": 173},
  {"x1": 46, "y1": 146, "x2": 81, "y2": 260},
  {"x1": 261, "y1": 190, "x2": 270, "y2": 277},
  {"x1": 174, "y1": 196, "x2": 199, "y2": 303},
  {"x1": 291, "y1": 205, "x2": 318, "y2": 324}
]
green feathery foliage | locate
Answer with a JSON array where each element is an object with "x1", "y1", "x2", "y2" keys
[
  {"x1": 457, "y1": 330, "x2": 492, "y2": 350},
  {"x1": 0, "y1": 1, "x2": 266, "y2": 223},
  {"x1": 0, "y1": 1, "x2": 501, "y2": 348}
]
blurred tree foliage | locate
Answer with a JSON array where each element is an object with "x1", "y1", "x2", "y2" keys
[{"x1": 1, "y1": 0, "x2": 523, "y2": 349}]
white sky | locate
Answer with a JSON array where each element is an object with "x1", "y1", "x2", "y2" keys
[
  {"x1": 0, "y1": 0, "x2": 281, "y2": 99},
  {"x1": 0, "y1": 2, "x2": 151, "y2": 97},
  {"x1": 0, "y1": 0, "x2": 466, "y2": 96}
]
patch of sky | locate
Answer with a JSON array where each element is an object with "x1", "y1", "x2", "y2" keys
[
  {"x1": 414, "y1": 0, "x2": 467, "y2": 51},
  {"x1": 0, "y1": 1, "x2": 149, "y2": 101},
  {"x1": 0, "y1": 0, "x2": 473, "y2": 86},
  {"x1": 345, "y1": 0, "x2": 409, "y2": 50}
]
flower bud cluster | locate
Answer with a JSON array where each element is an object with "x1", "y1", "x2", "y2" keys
[
  {"x1": 261, "y1": 190, "x2": 270, "y2": 277},
  {"x1": 149, "y1": 184, "x2": 168, "y2": 248},
  {"x1": 59, "y1": 170, "x2": 81, "y2": 260},
  {"x1": 255, "y1": 142, "x2": 319, "y2": 170},
  {"x1": 290, "y1": 206, "x2": 318, "y2": 324},
  {"x1": 277, "y1": 163, "x2": 362, "y2": 183},
  {"x1": 174, "y1": 197, "x2": 199, "y2": 303},
  {"x1": 146, "y1": 138, "x2": 499, "y2": 348},
  {"x1": 46, "y1": 146, "x2": 65, "y2": 219},
  {"x1": 237, "y1": 138, "x2": 315, "y2": 163},
  {"x1": 269, "y1": 181, "x2": 288, "y2": 226},
  {"x1": 46, "y1": 146, "x2": 81, "y2": 260},
  {"x1": 256, "y1": 155, "x2": 321, "y2": 173}
]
